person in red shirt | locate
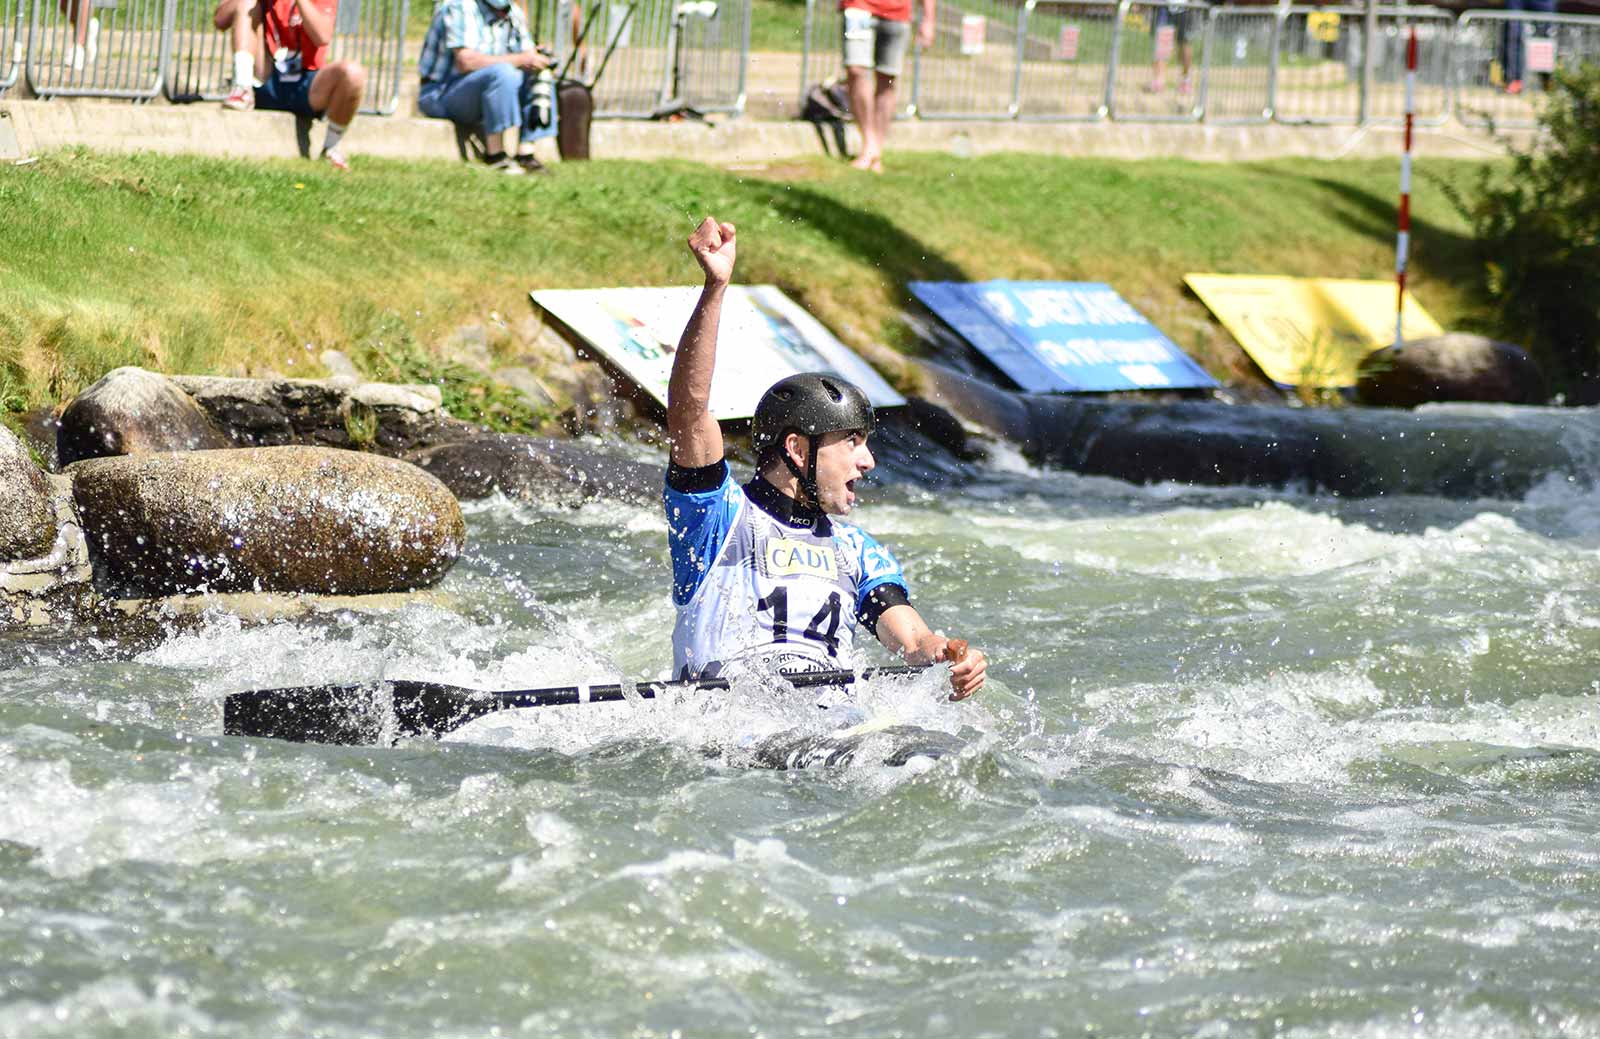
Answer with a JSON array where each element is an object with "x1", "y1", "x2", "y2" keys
[
  {"x1": 840, "y1": 0, "x2": 934, "y2": 172},
  {"x1": 212, "y1": 0, "x2": 367, "y2": 170}
]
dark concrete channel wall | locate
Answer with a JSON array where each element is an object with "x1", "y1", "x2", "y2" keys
[{"x1": 918, "y1": 362, "x2": 1600, "y2": 501}]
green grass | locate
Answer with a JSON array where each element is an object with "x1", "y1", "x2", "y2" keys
[
  {"x1": 748, "y1": 0, "x2": 807, "y2": 52},
  {"x1": 0, "y1": 148, "x2": 1494, "y2": 422}
]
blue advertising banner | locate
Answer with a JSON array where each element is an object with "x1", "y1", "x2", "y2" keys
[{"x1": 910, "y1": 281, "x2": 1217, "y2": 393}]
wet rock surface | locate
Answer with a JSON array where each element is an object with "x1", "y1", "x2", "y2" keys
[
  {"x1": 57, "y1": 367, "x2": 232, "y2": 466},
  {"x1": 1, "y1": 474, "x2": 95, "y2": 626},
  {"x1": 0, "y1": 424, "x2": 56, "y2": 561},
  {"x1": 1358, "y1": 334, "x2": 1548, "y2": 407},
  {"x1": 170, "y1": 373, "x2": 458, "y2": 454},
  {"x1": 68, "y1": 446, "x2": 466, "y2": 596},
  {"x1": 409, "y1": 434, "x2": 660, "y2": 506}
]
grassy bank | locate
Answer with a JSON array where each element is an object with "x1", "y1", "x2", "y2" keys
[{"x1": 0, "y1": 149, "x2": 1493, "y2": 427}]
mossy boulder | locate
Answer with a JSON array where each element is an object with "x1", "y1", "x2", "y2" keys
[{"x1": 69, "y1": 446, "x2": 466, "y2": 596}]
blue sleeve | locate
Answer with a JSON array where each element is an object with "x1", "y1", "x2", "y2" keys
[
  {"x1": 441, "y1": 2, "x2": 467, "y2": 51},
  {"x1": 849, "y1": 526, "x2": 908, "y2": 615},
  {"x1": 663, "y1": 462, "x2": 741, "y2": 606}
]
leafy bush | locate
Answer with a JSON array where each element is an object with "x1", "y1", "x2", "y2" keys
[{"x1": 1465, "y1": 65, "x2": 1600, "y2": 402}]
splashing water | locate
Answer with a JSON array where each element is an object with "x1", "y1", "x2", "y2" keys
[{"x1": 3, "y1": 447, "x2": 1600, "y2": 1038}]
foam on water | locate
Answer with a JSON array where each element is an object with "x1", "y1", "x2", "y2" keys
[
  {"x1": 10, "y1": 446, "x2": 1600, "y2": 1037},
  {"x1": 0, "y1": 745, "x2": 228, "y2": 879}
]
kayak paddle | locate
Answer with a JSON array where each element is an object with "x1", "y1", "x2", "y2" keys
[{"x1": 223, "y1": 666, "x2": 928, "y2": 745}]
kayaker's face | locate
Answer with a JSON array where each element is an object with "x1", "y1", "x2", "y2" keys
[{"x1": 808, "y1": 428, "x2": 874, "y2": 515}]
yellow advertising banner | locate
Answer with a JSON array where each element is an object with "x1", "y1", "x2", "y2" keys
[{"x1": 1184, "y1": 274, "x2": 1445, "y2": 388}]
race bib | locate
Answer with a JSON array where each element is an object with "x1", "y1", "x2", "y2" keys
[{"x1": 764, "y1": 539, "x2": 838, "y2": 579}]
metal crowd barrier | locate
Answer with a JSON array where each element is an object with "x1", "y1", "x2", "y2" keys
[
  {"x1": 911, "y1": 0, "x2": 1024, "y2": 118},
  {"x1": 1013, "y1": 0, "x2": 1117, "y2": 120},
  {"x1": 1199, "y1": 2, "x2": 1274, "y2": 121},
  {"x1": 1368, "y1": 6, "x2": 1452, "y2": 123},
  {"x1": 1107, "y1": 0, "x2": 1207, "y2": 121},
  {"x1": 1271, "y1": 4, "x2": 1362, "y2": 123},
  {"x1": 1454, "y1": 9, "x2": 1600, "y2": 129},
  {"x1": 19, "y1": 0, "x2": 1600, "y2": 132},
  {"x1": 671, "y1": 0, "x2": 748, "y2": 112},
  {"x1": 328, "y1": 0, "x2": 409, "y2": 115},
  {"x1": 162, "y1": 0, "x2": 227, "y2": 103},
  {"x1": 547, "y1": 0, "x2": 748, "y2": 118},
  {"x1": 25, "y1": 0, "x2": 170, "y2": 99},
  {"x1": 798, "y1": 0, "x2": 837, "y2": 105},
  {"x1": 2, "y1": 0, "x2": 24, "y2": 94},
  {"x1": 163, "y1": 0, "x2": 406, "y2": 114}
]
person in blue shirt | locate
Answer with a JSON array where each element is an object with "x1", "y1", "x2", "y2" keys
[
  {"x1": 416, "y1": 0, "x2": 557, "y2": 174},
  {"x1": 663, "y1": 216, "x2": 988, "y2": 700}
]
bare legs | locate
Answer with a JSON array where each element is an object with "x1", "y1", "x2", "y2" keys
[
  {"x1": 306, "y1": 60, "x2": 366, "y2": 127},
  {"x1": 214, "y1": 0, "x2": 263, "y2": 75},
  {"x1": 846, "y1": 66, "x2": 895, "y2": 173}
]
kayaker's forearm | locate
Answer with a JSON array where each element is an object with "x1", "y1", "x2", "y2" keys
[{"x1": 667, "y1": 279, "x2": 727, "y2": 468}]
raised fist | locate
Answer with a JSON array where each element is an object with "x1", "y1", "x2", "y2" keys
[{"x1": 688, "y1": 216, "x2": 736, "y2": 285}]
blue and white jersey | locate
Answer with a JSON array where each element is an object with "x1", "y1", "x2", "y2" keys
[{"x1": 664, "y1": 463, "x2": 907, "y2": 678}]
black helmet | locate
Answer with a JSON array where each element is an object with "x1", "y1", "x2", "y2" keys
[{"x1": 751, "y1": 372, "x2": 875, "y2": 456}]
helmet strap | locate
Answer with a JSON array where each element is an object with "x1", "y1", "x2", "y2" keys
[{"x1": 780, "y1": 434, "x2": 821, "y2": 509}]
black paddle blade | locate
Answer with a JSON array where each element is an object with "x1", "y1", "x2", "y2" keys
[
  {"x1": 222, "y1": 681, "x2": 490, "y2": 745},
  {"x1": 224, "y1": 685, "x2": 391, "y2": 744}
]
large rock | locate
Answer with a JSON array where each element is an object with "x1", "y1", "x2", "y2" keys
[
  {"x1": 409, "y1": 434, "x2": 658, "y2": 506},
  {"x1": 1357, "y1": 335, "x2": 1548, "y2": 407},
  {"x1": 57, "y1": 367, "x2": 233, "y2": 466},
  {"x1": 69, "y1": 447, "x2": 466, "y2": 596},
  {"x1": 169, "y1": 374, "x2": 453, "y2": 453},
  {"x1": 1, "y1": 473, "x2": 95, "y2": 626},
  {"x1": 0, "y1": 424, "x2": 56, "y2": 561}
]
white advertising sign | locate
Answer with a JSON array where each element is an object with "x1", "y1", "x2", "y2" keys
[{"x1": 530, "y1": 285, "x2": 905, "y2": 421}]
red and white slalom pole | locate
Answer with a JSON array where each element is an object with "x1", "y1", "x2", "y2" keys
[{"x1": 1395, "y1": 23, "x2": 1417, "y2": 348}]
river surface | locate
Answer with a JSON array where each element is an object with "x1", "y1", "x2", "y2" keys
[{"x1": 3, "y1": 437, "x2": 1600, "y2": 1038}]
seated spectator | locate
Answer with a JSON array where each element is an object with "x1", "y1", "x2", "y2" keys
[
  {"x1": 213, "y1": 0, "x2": 367, "y2": 170},
  {"x1": 417, "y1": 0, "x2": 557, "y2": 175}
]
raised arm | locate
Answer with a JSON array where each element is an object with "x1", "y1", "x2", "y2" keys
[
  {"x1": 667, "y1": 217, "x2": 737, "y2": 469},
  {"x1": 875, "y1": 604, "x2": 987, "y2": 700}
]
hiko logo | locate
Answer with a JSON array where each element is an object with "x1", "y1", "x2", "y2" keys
[{"x1": 764, "y1": 539, "x2": 838, "y2": 579}]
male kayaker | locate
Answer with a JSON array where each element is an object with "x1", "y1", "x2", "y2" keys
[{"x1": 664, "y1": 216, "x2": 988, "y2": 700}]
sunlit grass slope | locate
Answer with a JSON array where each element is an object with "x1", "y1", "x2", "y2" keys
[{"x1": 0, "y1": 148, "x2": 1491, "y2": 426}]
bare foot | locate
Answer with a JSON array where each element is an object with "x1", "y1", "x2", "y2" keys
[{"x1": 850, "y1": 152, "x2": 879, "y2": 171}]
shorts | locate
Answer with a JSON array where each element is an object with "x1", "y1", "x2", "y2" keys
[
  {"x1": 1152, "y1": 4, "x2": 1190, "y2": 45},
  {"x1": 841, "y1": 8, "x2": 911, "y2": 78},
  {"x1": 256, "y1": 69, "x2": 322, "y2": 118}
]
